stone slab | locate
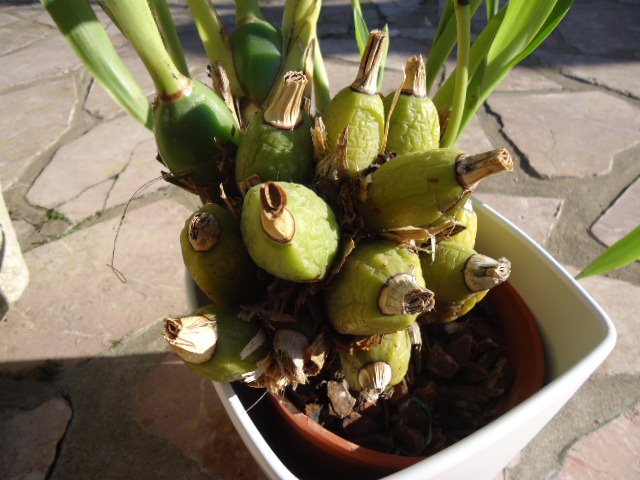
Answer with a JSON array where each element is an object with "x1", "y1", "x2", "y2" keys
[
  {"x1": 27, "y1": 116, "x2": 153, "y2": 217},
  {"x1": 0, "y1": 18, "x2": 48, "y2": 55},
  {"x1": 0, "y1": 199, "x2": 190, "y2": 371},
  {"x1": 556, "y1": 403, "x2": 640, "y2": 480},
  {"x1": 494, "y1": 66, "x2": 562, "y2": 93},
  {"x1": 576, "y1": 272, "x2": 640, "y2": 376},
  {"x1": 455, "y1": 116, "x2": 494, "y2": 154},
  {"x1": 592, "y1": 176, "x2": 640, "y2": 247},
  {"x1": 0, "y1": 76, "x2": 77, "y2": 190},
  {"x1": 0, "y1": 12, "x2": 19, "y2": 27},
  {"x1": 56, "y1": 180, "x2": 114, "y2": 224},
  {"x1": 132, "y1": 354, "x2": 267, "y2": 480},
  {"x1": 0, "y1": 397, "x2": 72, "y2": 480},
  {"x1": 559, "y1": 0, "x2": 640, "y2": 55},
  {"x1": 473, "y1": 193, "x2": 564, "y2": 247},
  {"x1": 52, "y1": 326, "x2": 215, "y2": 480},
  {"x1": 104, "y1": 138, "x2": 164, "y2": 211},
  {"x1": 0, "y1": 34, "x2": 81, "y2": 91},
  {"x1": 537, "y1": 52, "x2": 640, "y2": 100},
  {"x1": 487, "y1": 91, "x2": 640, "y2": 178}
]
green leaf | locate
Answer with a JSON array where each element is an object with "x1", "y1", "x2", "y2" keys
[
  {"x1": 426, "y1": 0, "x2": 483, "y2": 94},
  {"x1": 577, "y1": 225, "x2": 640, "y2": 279},
  {"x1": 42, "y1": 0, "x2": 152, "y2": 128},
  {"x1": 433, "y1": 6, "x2": 506, "y2": 113},
  {"x1": 455, "y1": 0, "x2": 573, "y2": 141},
  {"x1": 351, "y1": 0, "x2": 369, "y2": 55},
  {"x1": 376, "y1": 23, "x2": 389, "y2": 92},
  {"x1": 486, "y1": 0, "x2": 499, "y2": 21},
  {"x1": 148, "y1": 0, "x2": 190, "y2": 76}
]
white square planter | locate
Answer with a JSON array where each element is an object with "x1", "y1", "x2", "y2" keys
[{"x1": 212, "y1": 199, "x2": 616, "y2": 480}]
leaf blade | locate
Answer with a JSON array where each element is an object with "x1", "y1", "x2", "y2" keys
[
  {"x1": 577, "y1": 226, "x2": 640, "y2": 279},
  {"x1": 42, "y1": 0, "x2": 152, "y2": 128},
  {"x1": 351, "y1": 0, "x2": 369, "y2": 55}
]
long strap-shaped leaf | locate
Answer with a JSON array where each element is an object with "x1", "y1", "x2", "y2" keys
[
  {"x1": 42, "y1": 0, "x2": 152, "y2": 128},
  {"x1": 455, "y1": 0, "x2": 573, "y2": 141},
  {"x1": 187, "y1": 0, "x2": 242, "y2": 97},
  {"x1": 433, "y1": 6, "x2": 506, "y2": 113},
  {"x1": 426, "y1": 0, "x2": 482, "y2": 94},
  {"x1": 577, "y1": 225, "x2": 640, "y2": 279},
  {"x1": 148, "y1": 0, "x2": 190, "y2": 76}
]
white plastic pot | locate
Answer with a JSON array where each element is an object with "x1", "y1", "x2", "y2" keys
[{"x1": 211, "y1": 199, "x2": 616, "y2": 480}]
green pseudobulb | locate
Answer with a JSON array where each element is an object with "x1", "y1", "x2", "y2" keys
[
  {"x1": 340, "y1": 329, "x2": 412, "y2": 391},
  {"x1": 235, "y1": 112, "x2": 314, "y2": 186},
  {"x1": 154, "y1": 79, "x2": 240, "y2": 185},
  {"x1": 360, "y1": 148, "x2": 467, "y2": 231},
  {"x1": 184, "y1": 305, "x2": 267, "y2": 383},
  {"x1": 325, "y1": 241, "x2": 430, "y2": 335},
  {"x1": 383, "y1": 92, "x2": 439, "y2": 155},
  {"x1": 322, "y1": 87, "x2": 385, "y2": 176},
  {"x1": 231, "y1": 20, "x2": 282, "y2": 106},
  {"x1": 241, "y1": 182, "x2": 340, "y2": 282},
  {"x1": 180, "y1": 203, "x2": 262, "y2": 305}
]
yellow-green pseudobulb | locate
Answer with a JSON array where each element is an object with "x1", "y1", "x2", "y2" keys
[
  {"x1": 321, "y1": 30, "x2": 387, "y2": 176},
  {"x1": 180, "y1": 203, "x2": 262, "y2": 305},
  {"x1": 241, "y1": 182, "x2": 340, "y2": 282},
  {"x1": 164, "y1": 305, "x2": 267, "y2": 383}
]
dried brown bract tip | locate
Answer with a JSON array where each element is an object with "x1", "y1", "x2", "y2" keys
[
  {"x1": 264, "y1": 71, "x2": 308, "y2": 130},
  {"x1": 378, "y1": 273, "x2": 435, "y2": 315},
  {"x1": 351, "y1": 30, "x2": 387, "y2": 95},
  {"x1": 358, "y1": 361, "x2": 393, "y2": 403},
  {"x1": 273, "y1": 329, "x2": 310, "y2": 386},
  {"x1": 402, "y1": 55, "x2": 427, "y2": 97},
  {"x1": 260, "y1": 182, "x2": 296, "y2": 243},
  {"x1": 163, "y1": 315, "x2": 218, "y2": 364},
  {"x1": 188, "y1": 211, "x2": 220, "y2": 252},
  {"x1": 457, "y1": 148, "x2": 514, "y2": 188},
  {"x1": 464, "y1": 255, "x2": 512, "y2": 292}
]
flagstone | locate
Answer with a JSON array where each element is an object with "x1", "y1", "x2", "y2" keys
[
  {"x1": 592, "y1": 177, "x2": 640, "y2": 248},
  {"x1": 576, "y1": 273, "x2": 640, "y2": 376},
  {"x1": 487, "y1": 91, "x2": 640, "y2": 177},
  {"x1": 0, "y1": 397, "x2": 72, "y2": 480},
  {"x1": 0, "y1": 76, "x2": 77, "y2": 190},
  {"x1": 132, "y1": 354, "x2": 267, "y2": 480},
  {"x1": 0, "y1": 34, "x2": 81, "y2": 91},
  {"x1": 556, "y1": 403, "x2": 640, "y2": 480},
  {"x1": 27, "y1": 116, "x2": 153, "y2": 212},
  {"x1": 474, "y1": 193, "x2": 563, "y2": 247},
  {"x1": 0, "y1": 199, "x2": 190, "y2": 371}
]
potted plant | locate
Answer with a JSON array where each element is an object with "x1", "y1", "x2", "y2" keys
[{"x1": 42, "y1": 0, "x2": 617, "y2": 478}]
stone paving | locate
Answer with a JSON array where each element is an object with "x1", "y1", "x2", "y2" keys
[{"x1": 1, "y1": 0, "x2": 639, "y2": 479}]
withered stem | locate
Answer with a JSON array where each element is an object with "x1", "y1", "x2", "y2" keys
[
  {"x1": 378, "y1": 273, "x2": 435, "y2": 315},
  {"x1": 463, "y1": 254, "x2": 511, "y2": 292},
  {"x1": 401, "y1": 55, "x2": 427, "y2": 97},
  {"x1": 188, "y1": 211, "x2": 220, "y2": 252},
  {"x1": 457, "y1": 148, "x2": 513, "y2": 188},
  {"x1": 263, "y1": 71, "x2": 308, "y2": 130},
  {"x1": 351, "y1": 30, "x2": 387, "y2": 95}
]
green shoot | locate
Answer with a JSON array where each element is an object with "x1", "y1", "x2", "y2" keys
[
  {"x1": 440, "y1": 0, "x2": 470, "y2": 148},
  {"x1": 42, "y1": 0, "x2": 152, "y2": 128},
  {"x1": 148, "y1": 0, "x2": 190, "y2": 76},
  {"x1": 187, "y1": 0, "x2": 242, "y2": 97},
  {"x1": 577, "y1": 226, "x2": 640, "y2": 279}
]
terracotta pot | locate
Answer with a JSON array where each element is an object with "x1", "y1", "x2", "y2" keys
[{"x1": 268, "y1": 281, "x2": 545, "y2": 479}]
